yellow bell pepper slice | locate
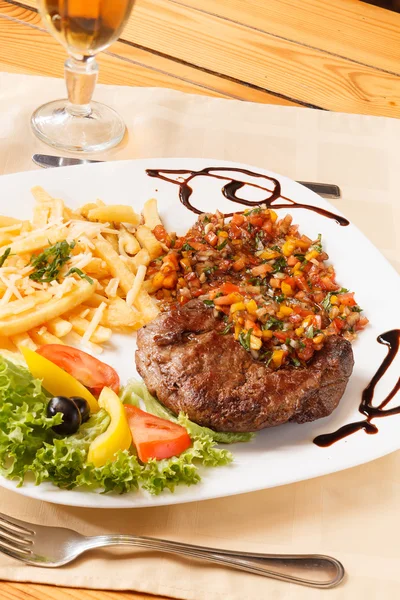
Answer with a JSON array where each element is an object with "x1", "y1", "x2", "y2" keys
[
  {"x1": 87, "y1": 387, "x2": 132, "y2": 467},
  {"x1": 21, "y1": 347, "x2": 98, "y2": 413}
]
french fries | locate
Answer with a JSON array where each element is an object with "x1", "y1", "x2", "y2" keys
[
  {"x1": 135, "y1": 226, "x2": 163, "y2": 260},
  {"x1": 142, "y1": 198, "x2": 162, "y2": 230},
  {"x1": 0, "y1": 192, "x2": 166, "y2": 354},
  {"x1": 87, "y1": 205, "x2": 140, "y2": 226}
]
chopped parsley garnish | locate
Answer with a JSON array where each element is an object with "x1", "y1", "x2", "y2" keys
[
  {"x1": 217, "y1": 239, "x2": 228, "y2": 251},
  {"x1": 0, "y1": 247, "x2": 11, "y2": 268},
  {"x1": 263, "y1": 316, "x2": 284, "y2": 331},
  {"x1": 203, "y1": 216, "x2": 211, "y2": 223},
  {"x1": 270, "y1": 245, "x2": 282, "y2": 252},
  {"x1": 352, "y1": 306, "x2": 363, "y2": 312},
  {"x1": 29, "y1": 240, "x2": 76, "y2": 283},
  {"x1": 294, "y1": 253, "x2": 305, "y2": 262},
  {"x1": 219, "y1": 322, "x2": 233, "y2": 335},
  {"x1": 291, "y1": 356, "x2": 301, "y2": 367},
  {"x1": 203, "y1": 299, "x2": 214, "y2": 307},
  {"x1": 311, "y1": 233, "x2": 322, "y2": 252},
  {"x1": 248, "y1": 276, "x2": 263, "y2": 286},
  {"x1": 238, "y1": 328, "x2": 252, "y2": 350},
  {"x1": 182, "y1": 242, "x2": 195, "y2": 251},
  {"x1": 272, "y1": 256, "x2": 287, "y2": 273},
  {"x1": 245, "y1": 207, "x2": 262, "y2": 215},
  {"x1": 275, "y1": 294, "x2": 285, "y2": 303},
  {"x1": 66, "y1": 267, "x2": 94, "y2": 284}
]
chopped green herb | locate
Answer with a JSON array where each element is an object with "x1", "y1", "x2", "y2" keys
[
  {"x1": 285, "y1": 337, "x2": 291, "y2": 345},
  {"x1": 245, "y1": 207, "x2": 262, "y2": 215},
  {"x1": 29, "y1": 240, "x2": 76, "y2": 283},
  {"x1": 203, "y1": 299, "x2": 214, "y2": 307},
  {"x1": 0, "y1": 247, "x2": 11, "y2": 268},
  {"x1": 338, "y1": 287, "x2": 349, "y2": 294},
  {"x1": 299, "y1": 340, "x2": 306, "y2": 349},
  {"x1": 270, "y1": 245, "x2": 282, "y2": 252},
  {"x1": 238, "y1": 328, "x2": 252, "y2": 351},
  {"x1": 219, "y1": 323, "x2": 233, "y2": 335},
  {"x1": 66, "y1": 267, "x2": 94, "y2": 284},
  {"x1": 182, "y1": 242, "x2": 195, "y2": 252},
  {"x1": 272, "y1": 256, "x2": 287, "y2": 273},
  {"x1": 263, "y1": 316, "x2": 284, "y2": 331},
  {"x1": 217, "y1": 239, "x2": 228, "y2": 251},
  {"x1": 352, "y1": 306, "x2": 363, "y2": 313},
  {"x1": 291, "y1": 356, "x2": 301, "y2": 367},
  {"x1": 275, "y1": 294, "x2": 285, "y2": 303},
  {"x1": 215, "y1": 292, "x2": 223, "y2": 298},
  {"x1": 311, "y1": 233, "x2": 322, "y2": 252},
  {"x1": 294, "y1": 253, "x2": 305, "y2": 262},
  {"x1": 203, "y1": 216, "x2": 211, "y2": 224},
  {"x1": 248, "y1": 276, "x2": 263, "y2": 286},
  {"x1": 170, "y1": 238, "x2": 176, "y2": 248},
  {"x1": 306, "y1": 325, "x2": 314, "y2": 339}
]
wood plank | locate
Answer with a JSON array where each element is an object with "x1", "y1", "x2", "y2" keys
[
  {"x1": 0, "y1": 1, "x2": 300, "y2": 106},
  {"x1": 173, "y1": 0, "x2": 400, "y2": 75},
  {"x1": 19, "y1": 0, "x2": 400, "y2": 115},
  {"x1": 0, "y1": 581, "x2": 171, "y2": 600}
]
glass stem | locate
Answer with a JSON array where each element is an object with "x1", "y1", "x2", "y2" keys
[{"x1": 65, "y1": 55, "x2": 98, "y2": 117}]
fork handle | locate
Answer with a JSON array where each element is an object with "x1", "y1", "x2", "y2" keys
[{"x1": 87, "y1": 535, "x2": 344, "y2": 589}]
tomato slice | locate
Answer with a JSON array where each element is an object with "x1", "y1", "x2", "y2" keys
[
  {"x1": 37, "y1": 345, "x2": 120, "y2": 396},
  {"x1": 124, "y1": 405, "x2": 191, "y2": 462},
  {"x1": 219, "y1": 282, "x2": 240, "y2": 295}
]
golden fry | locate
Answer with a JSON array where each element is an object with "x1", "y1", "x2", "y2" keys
[
  {"x1": 2, "y1": 225, "x2": 68, "y2": 256},
  {"x1": 118, "y1": 227, "x2": 140, "y2": 256},
  {"x1": 135, "y1": 226, "x2": 163, "y2": 260},
  {"x1": 126, "y1": 248, "x2": 151, "y2": 274},
  {"x1": 93, "y1": 237, "x2": 135, "y2": 296},
  {"x1": 11, "y1": 332, "x2": 37, "y2": 351},
  {"x1": 87, "y1": 205, "x2": 140, "y2": 226},
  {"x1": 47, "y1": 317, "x2": 73, "y2": 338},
  {"x1": 0, "y1": 280, "x2": 95, "y2": 337},
  {"x1": 68, "y1": 315, "x2": 112, "y2": 344},
  {"x1": 102, "y1": 296, "x2": 144, "y2": 330},
  {"x1": 142, "y1": 198, "x2": 162, "y2": 230},
  {"x1": 30, "y1": 328, "x2": 65, "y2": 346}
]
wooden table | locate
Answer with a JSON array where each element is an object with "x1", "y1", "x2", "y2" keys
[{"x1": 0, "y1": 0, "x2": 399, "y2": 598}]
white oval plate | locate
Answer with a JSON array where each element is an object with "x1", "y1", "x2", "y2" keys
[{"x1": 0, "y1": 158, "x2": 399, "y2": 508}]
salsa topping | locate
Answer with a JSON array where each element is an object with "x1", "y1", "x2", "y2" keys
[{"x1": 145, "y1": 206, "x2": 368, "y2": 369}]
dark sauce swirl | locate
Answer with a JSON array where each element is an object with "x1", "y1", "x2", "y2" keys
[
  {"x1": 314, "y1": 330, "x2": 400, "y2": 447},
  {"x1": 146, "y1": 167, "x2": 349, "y2": 226}
]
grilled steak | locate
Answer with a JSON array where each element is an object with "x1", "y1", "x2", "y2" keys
[{"x1": 135, "y1": 300, "x2": 354, "y2": 432}]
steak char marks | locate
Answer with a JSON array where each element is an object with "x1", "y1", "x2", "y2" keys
[{"x1": 135, "y1": 300, "x2": 354, "y2": 432}]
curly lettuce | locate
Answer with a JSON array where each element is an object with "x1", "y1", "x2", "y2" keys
[{"x1": 0, "y1": 359, "x2": 250, "y2": 495}]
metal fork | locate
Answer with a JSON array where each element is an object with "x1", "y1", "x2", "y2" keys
[{"x1": 0, "y1": 511, "x2": 344, "y2": 588}]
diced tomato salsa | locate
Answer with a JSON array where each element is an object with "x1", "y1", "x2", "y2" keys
[{"x1": 145, "y1": 207, "x2": 368, "y2": 369}]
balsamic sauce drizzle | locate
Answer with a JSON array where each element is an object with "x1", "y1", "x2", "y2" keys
[
  {"x1": 314, "y1": 330, "x2": 400, "y2": 447},
  {"x1": 146, "y1": 167, "x2": 349, "y2": 226}
]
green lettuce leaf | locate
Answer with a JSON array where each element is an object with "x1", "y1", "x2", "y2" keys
[
  {"x1": 0, "y1": 358, "x2": 240, "y2": 496},
  {"x1": 122, "y1": 379, "x2": 255, "y2": 444}
]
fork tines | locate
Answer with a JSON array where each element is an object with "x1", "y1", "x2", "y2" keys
[{"x1": 0, "y1": 512, "x2": 34, "y2": 562}]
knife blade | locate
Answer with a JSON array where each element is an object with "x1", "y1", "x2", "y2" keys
[{"x1": 32, "y1": 154, "x2": 341, "y2": 199}]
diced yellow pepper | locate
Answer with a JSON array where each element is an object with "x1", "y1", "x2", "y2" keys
[
  {"x1": 21, "y1": 347, "x2": 98, "y2": 413},
  {"x1": 305, "y1": 250, "x2": 319, "y2": 261},
  {"x1": 218, "y1": 231, "x2": 228, "y2": 238},
  {"x1": 234, "y1": 324, "x2": 241, "y2": 340},
  {"x1": 269, "y1": 209, "x2": 278, "y2": 223},
  {"x1": 87, "y1": 387, "x2": 132, "y2": 468},
  {"x1": 295, "y1": 327, "x2": 304, "y2": 337},
  {"x1": 302, "y1": 315, "x2": 313, "y2": 327},
  {"x1": 152, "y1": 272, "x2": 165, "y2": 289},
  {"x1": 262, "y1": 329, "x2": 273, "y2": 339},
  {"x1": 279, "y1": 305, "x2": 293, "y2": 316},
  {"x1": 230, "y1": 301, "x2": 246, "y2": 314},
  {"x1": 245, "y1": 299, "x2": 258, "y2": 315},
  {"x1": 330, "y1": 295, "x2": 338, "y2": 305},
  {"x1": 313, "y1": 334, "x2": 325, "y2": 345},
  {"x1": 272, "y1": 349, "x2": 285, "y2": 368},
  {"x1": 260, "y1": 250, "x2": 279, "y2": 260},
  {"x1": 250, "y1": 335, "x2": 262, "y2": 350},
  {"x1": 281, "y1": 282, "x2": 294, "y2": 297},
  {"x1": 282, "y1": 240, "x2": 296, "y2": 257}
]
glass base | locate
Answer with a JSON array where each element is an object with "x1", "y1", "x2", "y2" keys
[{"x1": 31, "y1": 100, "x2": 125, "y2": 153}]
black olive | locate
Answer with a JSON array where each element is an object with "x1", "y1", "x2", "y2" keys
[
  {"x1": 70, "y1": 396, "x2": 90, "y2": 423},
  {"x1": 47, "y1": 396, "x2": 81, "y2": 435}
]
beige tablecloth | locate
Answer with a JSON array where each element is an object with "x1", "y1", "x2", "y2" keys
[{"x1": 0, "y1": 71, "x2": 399, "y2": 600}]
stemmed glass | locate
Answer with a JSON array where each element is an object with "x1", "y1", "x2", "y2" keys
[{"x1": 31, "y1": 0, "x2": 136, "y2": 153}]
